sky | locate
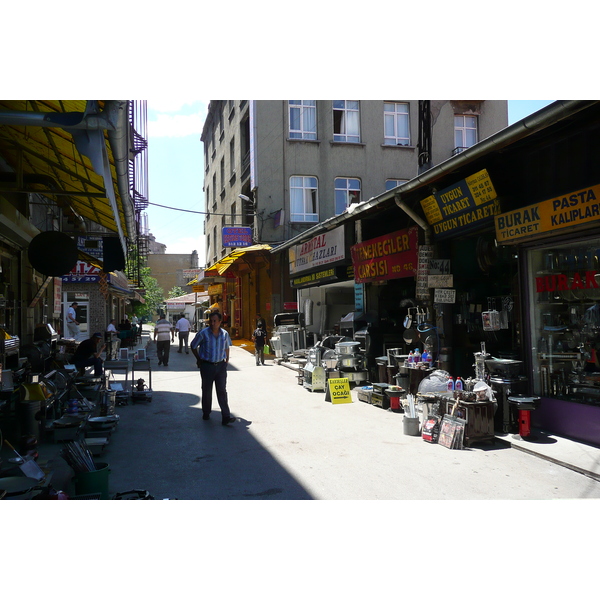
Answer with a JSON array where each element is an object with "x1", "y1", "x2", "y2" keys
[{"x1": 144, "y1": 100, "x2": 555, "y2": 265}]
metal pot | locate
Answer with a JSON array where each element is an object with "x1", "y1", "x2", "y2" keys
[
  {"x1": 0, "y1": 476, "x2": 40, "y2": 498},
  {"x1": 339, "y1": 355, "x2": 363, "y2": 368},
  {"x1": 335, "y1": 341, "x2": 361, "y2": 355}
]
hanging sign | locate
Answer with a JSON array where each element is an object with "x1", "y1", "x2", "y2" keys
[
  {"x1": 351, "y1": 227, "x2": 418, "y2": 284},
  {"x1": 421, "y1": 169, "x2": 500, "y2": 240},
  {"x1": 327, "y1": 378, "x2": 353, "y2": 404},
  {"x1": 495, "y1": 183, "x2": 600, "y2": 244},
  {"x1": 222, "y1": 227, "x2": 253, "y2": 248}
]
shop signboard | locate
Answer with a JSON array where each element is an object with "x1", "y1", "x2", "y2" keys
[
  {"x1": 350, "y1": 227, "x2": 418, "y2": 284},
  {"x1": 192, "y1": 285, "x2": 204, "y2": 292},
  {"x1": 222, "y1": 227, "x2": 253, "y2": 248},
  {"x1": 354, "y1": 283, "x2": 365, "y2": 313},
  {"x1": 428, "y1": 274, "x2": 453, "y2": 288},
  {"x1": 495, "y1": 183, "x2": 600, "y2": 244},
  {"x1": 77, "y1": 236, "x2": 103, "y2": 258},
  {"x1": 434, "y1": 288, "x2": 456, "y2": 304},
  {"x1": 167, "y1": 302, "x2": 185, "y2": 310},
  {"x1": 183, "y1": 269, "x2": 204, "y2": 278},
  {"x1": 420, "y1": 169, "x2": 500, "y2": 240},
  {"x1": 290, "y1": 265, "x2": 351, "y2": 288},
  {"x1": 207, "y1": 284, "x2": 223, "y2": 296},
  {"x1": 62, "y1": 261, "x2": 100, "y2": 283},
  {"x1": 289, "y1": 226, "x2": 345, "y2": 275},
  {"x1": 53, "y1": 277, "x2": 62, "y2": 314},
  {"x1": 327, "y1": 378, "x2": 353, "y2": 404}
]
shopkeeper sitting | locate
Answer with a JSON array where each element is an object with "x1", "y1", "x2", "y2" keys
[{"x1": 72, "y1": 332, "x2": 106, "y2": 377}]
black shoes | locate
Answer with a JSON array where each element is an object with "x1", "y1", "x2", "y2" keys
[
  {"x1": 202, "y1": 413, "x2": 210, "y2": 421},
  {"x1": 177, "y1": 350, "x2": 182, "y2": 353},
  {"x1": 158, "y1": 360, "x2": 162, "y2": 366},
  {"x1": 222, "y1": 417, "x2": 236, "y2": 426}
]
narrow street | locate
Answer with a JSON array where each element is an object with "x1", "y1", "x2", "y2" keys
[{"x1": 99, "y1": 334, "x2": 600, "y2": 501}]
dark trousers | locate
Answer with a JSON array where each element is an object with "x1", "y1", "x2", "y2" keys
[
  {"x1": 75, "y1": 357, "x2": 103, "y2": 377},
  {"x1": 199, "y1": 361, "x2": 230, "y2": 421},
  {"x1": 157, "y1": 339, "x2": 171, "y2": 365},
  {"x1": 255, "y1": 345, "x2": 265, "y2": 365},
  {"x1": 178, "y1": 331, "x2": 190, "y2": 352}
]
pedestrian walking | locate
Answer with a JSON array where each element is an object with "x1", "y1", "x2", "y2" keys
[
  {"x1": 66, "y1": 302, "x2": 80, "y2": 338},
  {"x1": 154, "y1": 314, "x2": 174, "y2": 366},
  {"x1": 175, "y1": 314, "x2": 191, "y2": 354},
  {"x1": 106, "y1": 318, "x2": 120, "y2": 360},
  {"x1": 190, "y1": 311, "x2": 235, "y2": 426},
  {"x1": 72, "y1": 332, "x2": 105, "y2": 377},
  {"x1": 252, "y1": 324, "x2": 268, "y2": 366}
]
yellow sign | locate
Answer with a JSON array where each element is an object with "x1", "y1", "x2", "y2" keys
[
  {"x1": 495, "y1": 183, "x2": 600, "y2": 244},
  {"x1": 192, "y1": 285, "x2": 204, "y2": 292},
  {"x1": 328, "y1": 378, "x2": 353, "y2": 404}
]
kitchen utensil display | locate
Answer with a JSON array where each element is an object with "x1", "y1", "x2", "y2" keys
[
  {"x1": 3, "y1": 439, "x2": 45, "y2": 481},
  {"x1": 335, "y1": 341, "x2": 361, "y2": 355},
  {"x1": 0, "y1": 476, "x2": 41, "y2": 498}
]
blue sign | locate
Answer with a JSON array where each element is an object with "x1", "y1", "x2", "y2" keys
[{"x1": 222, "y1": 227, "x2": 253, "y2": 248}]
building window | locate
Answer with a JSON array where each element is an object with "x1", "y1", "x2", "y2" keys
[
  {"x1": 220, "y1": 157, "x2": 225, "y2": 191},
  {"x1": 230, "y1": 137, "x2": 235, "y2": 175},
  {"x1": 290, "y1": 176, "x2": 318, "y2": 222},
  {"x1": 385, "y1": 179, "x2": 409, "y2": 191},
  {"x1": 289, "y1": 101, "x2": 317, "y2": 140},
  {"x1": 454, "y1": 114, "x2": 478, "y2": 154},
  {"x1": 335, "y1": 178, "x2": 361, "y2": 215},
  {"x1": 384, "y1": 102, "x2": 410, "y2": 146},
  {"x1": 333, "y1": 101, "x2": 360, "y2": 143}
]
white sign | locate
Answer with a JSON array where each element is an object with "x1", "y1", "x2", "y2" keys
[
  {"x1": 289, "y1": 226, "x2": 345, "y2": 275},
  {"x1": 183, "y1": 269, "x2": 204, "y2": 277},
  {"x1": 167, "y1": 302, "x2": 186, "y2": 310},
  {"x1": 428, "y1": 274, "x2": 453, "y2": 288},
  {"x1": 434, "y1": 288, "x2": 456, "y2": 304},
  {"x1": 429, "y1": 259, "x2": 450, "y2": 275}
]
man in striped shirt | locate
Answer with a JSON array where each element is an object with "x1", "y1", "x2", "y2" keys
[
  {"x1": 154, "y1": 314, "x2": 174, "y2": 366},
  {"x1": 190, "y1": 311, "x2": 236, "y2": 425}
]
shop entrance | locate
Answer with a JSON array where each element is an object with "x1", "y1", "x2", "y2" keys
[{"x1": 63, "y1": 292, "x2": 89, "y2": 339}]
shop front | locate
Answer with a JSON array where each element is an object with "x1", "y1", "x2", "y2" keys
[{"x1": 497, "y1": 183, "x2": 600, "y2": 446}]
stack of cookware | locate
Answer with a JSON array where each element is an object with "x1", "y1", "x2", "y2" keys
[{"x1": 334, "y1": 340, "x2": 368, "y2": 385}]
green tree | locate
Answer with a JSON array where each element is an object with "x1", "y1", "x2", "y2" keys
[
  {"x1": 137, "y1": 266, "x2": 164, "y2": 320},
  {"x1": 168, "y1": 286, "x2": 186, "y2": 298}
]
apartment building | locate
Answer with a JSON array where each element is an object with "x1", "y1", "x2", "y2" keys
[{"x1": 201, "y1": 100, "x2": 507, "y2": 336}]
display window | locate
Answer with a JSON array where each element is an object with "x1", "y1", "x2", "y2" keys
[{"x1": 527, "y1": 239, "x2": 600, "y2": 406}]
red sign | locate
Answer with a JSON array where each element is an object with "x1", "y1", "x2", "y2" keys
[
  {"x1": 283, "y1": 302, "x2": 298, "y2": 310},
  {"x1": 351, "y1": 227, "x2": 419, "y2": 283},
  {"x1": 535, "y1": 271, "x2": 599, "y2": 292}
]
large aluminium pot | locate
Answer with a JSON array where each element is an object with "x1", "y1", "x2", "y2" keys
[
  {"x1": 338, "y1": 355, "x2": 363, "y2": 369},
  {"x1": 335, "y1": 341, "x2": 361, "y2": 355}
]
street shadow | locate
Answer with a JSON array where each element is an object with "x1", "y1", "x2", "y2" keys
[{"x1": 103, "y1": 390, "x2": 314, "y2": 500}]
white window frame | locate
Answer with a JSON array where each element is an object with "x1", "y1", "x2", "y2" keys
[
  {"x1": 289, "y1": 101, "x2": 317, "y2": 140},
  {"x1": 454, "y1": 114, "x2": 478, "y2": 152},
  {"x1": 384, "y1": 102, "x2": 410, "y2": 146},
  {"x1": 335, "y1": 177, "x2": 361, "y2": 215},
  {"x1": 290, "y1": 176, "x2": 319, "y2": 222},
  {"x1": 333, "y1": 100, "x2": 360, "y2": 143},
  {"x1": 385, "y1": 179, "x2": 409, "y2": 192}
]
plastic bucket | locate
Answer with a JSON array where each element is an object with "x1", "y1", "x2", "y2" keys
[
  {"x1": 403, "y1": 416, "x2": 420, "y2": 436},
  {"x1": 74, "y1": 462, "x2": 110, "y2": 499}
]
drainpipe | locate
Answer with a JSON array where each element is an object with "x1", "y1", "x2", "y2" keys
[{"x1": 104, "y1": 101, "x2": 137, "y2": 247}]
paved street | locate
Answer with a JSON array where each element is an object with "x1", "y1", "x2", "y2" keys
[{"x1": 101, "y1": 336, "x2": 600, "y2": 501}]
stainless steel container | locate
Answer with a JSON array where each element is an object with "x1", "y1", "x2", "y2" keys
[{"x1": 335, "y1": 341, "x2": 361, "y2": 355}]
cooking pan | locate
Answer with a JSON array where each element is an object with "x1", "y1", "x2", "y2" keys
[{"x1": 0, "y1": 476, "x2": 41, "y2": 499}]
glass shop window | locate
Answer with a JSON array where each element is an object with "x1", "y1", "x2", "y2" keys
[{"x1": 527, "y1": 240, "x2": 600, "y2": 406}]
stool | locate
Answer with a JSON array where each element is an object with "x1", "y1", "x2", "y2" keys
[{"x1": 508, "y1": 395, "x2": 541, "y2": 440}]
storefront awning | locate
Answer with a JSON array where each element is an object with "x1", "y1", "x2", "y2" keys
[
  {"x1": 0, "y1": 100, "x2": 136, "y2": 252},
  {"x1": 205, "y1": 244, "x2": 271, "y2": 276}
]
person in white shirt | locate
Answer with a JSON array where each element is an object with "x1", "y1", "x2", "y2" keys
[
  {"x1": 176, "y1": 314, "x2": 191, "y2": 354},
  {"x1": 67, "y1": 302, "x2": 80, "y2": 338},
  {"x1": 106, "y1": 319, "x2": 119, "y2": 360}
]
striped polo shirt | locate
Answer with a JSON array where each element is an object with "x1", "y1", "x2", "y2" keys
[{"x1": 192, "y1": 327, "x2": 232, "y2": 362}]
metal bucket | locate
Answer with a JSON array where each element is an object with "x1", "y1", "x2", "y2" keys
[{"x1": 403, "y1": 416, "x2": 420, "y2": 436}]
